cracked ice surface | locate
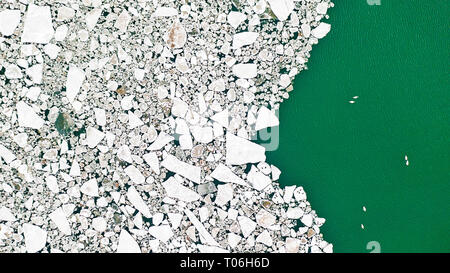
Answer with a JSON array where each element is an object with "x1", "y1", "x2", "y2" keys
[{"x1": 0, "y1": 0, "x2": 333, "y2": 253}]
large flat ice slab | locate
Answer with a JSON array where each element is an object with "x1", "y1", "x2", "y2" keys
[
  {"x1": 311, "y1": 22, "x2": 331, "y2": 39},
  {"x1": 23, "y1": 223, "x2": 47, "y2": 253},
  {"x1": 21, "y1": 4, "x2": 54, "y2": 44},
  {"x1": 267, "y1": 0, "x2": 295, "y2": 21},
  {"x1": 225, "y1": 133, "x2": 266, "y2": 165},
  {"x1": 210, "y1": 163, "x2": 247, "y2": 186},
  {"x1": 127, "y1": 186, "x2": 151, "y2": 218},
  {"x1": 162, "y1": 177, "x2": 200, "y2": 202},
  {"x1": 117, "y1": 229, "x2": 141, "y2": 253},
  {"x1": 0, "y1": 9, "x2": 21, "y2": 36},
  {"x1": 161, "y1": 154, "x2": 201, "y2": 183},
  {"x1": 232, "y1": 63, "x2": 257, "y2": 79}
]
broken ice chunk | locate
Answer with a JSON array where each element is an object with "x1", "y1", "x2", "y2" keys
[
  {"x1": 167, "y1": 20, "x2": 187, "y2": 49},
  {"x1": 143, "y1": 152, "x2": 160, "y2": 175},
  {"x1": 149, "y1": 225, "x2": 174, "y2": 243},
  {"x1": 117, "y1": 229, "x2": 141, "y2": 253},
  {"x1": 49, "y1": 207, "x2": 71, "y2": 235},
  {"x1": 46, "y1": 175, "x2": 59, "y2": 193},
  {"x1": 175, "y1": 56, "x2": 190, "y2": 73},
  {"x1": 80, "y1": 178, "x2": 99, "y2": 197},
  {"x1": 301, "y1": 23, "x2": 311, "y2": 38},
  {"x1": 161, "y1": 154, "x2": 201, "y2": 183},
  {"x1": 256, "y1": 230, "x2": 273, "y2": 247},
  {"x1": 148, "y1": 132, "x2": 174, "y2": 150},
  {"x1": 255, "y1": 106, "x2": 279, "y2": 131},
  {"x1": 247, "y1": 165, "x2": 271, "y2": 191},
  {"x1": 168, "y1": 213, "x2": 183, "y2": 230},
  {"x1": 225, "y1": 133, "x2": 266, "y2": 165},
  {"x1": 232, "y1": 63, "x2": 257, "y2": 79},
  {"x1": 311, "y1": 22, "x2": 331, "y2": 39},
  {"x1": 286, "y1": 207, "x2": 304, "y2": 219},
  {"x1": 0, "y1": 9, "x2": 21, "y2": 36},
  {"x1": 86, "y1": 126, "x2": 105, "y2": 148},
  {"x1": 254, "y1": 0, "x2": 267, "y2": 14},
  {"x1": 301, "y1": 214, "x2": 313, "y2": 227},
  {"x1": 117, "y1": 145, "x2": 133, "y2": 163},
  {"x1": 228, "y1": 233, "x2": 241, "y2": 248},
  {"x1": 121, "y1": 95, "x2": 134, "y2": 110},
  {"x1": 128, "y1": 112, "x2": 144, "y2": 129},
  {"x1": 210, "y1": 164, "x2": 247, "y2": 186},
  {"x1": 267, "y1": 0, "x2": 295, "y2": 21},
  {"x1": 185, "y1": 209, "x2": 220, "y2": 246},
  {"x1": 43, "y1": 43, "x2": 60, "y2": 59},
  {"x1": 152, "y1": 7, "x2": 178, "y2": 17},
  {"x1": 0, "y1": 144, "x2": 16, "y2": 164},
  {"x1": 211, "y1": 109, "x2": 229, "y2": 128},
  {"x1": 237, "y1": 216, "x2": 257, "y2": 238},
  {"x1": 227, "y1": 11, "x2": 246, "y2": 29},
  {"x1": 115, "y1": 10, "x2": 131, "y2": 33},
  {"x1": 23, "y1": 223, "x2": 47, "y2": 253},
  {"x1": 255, "y1": 209, "x2": 276, "y2": 228},
  {"x1": 232, "y1": 32, "x2": 259, "y2": 50},
  {"x1": 124, "y1": 165, "x2": 145, "y2": 185},
  {"x1": 21, "y1": 4, "x2": 54, "y2": 44},
  {"x1": 126, "y1": 186, "x2": 151, "y2": 218},
  {"x1": 0, "y1": 207, "x2": 16, "y2": 222},
  {"x1": 16, "y1": 101, "x2": 44, "y2": 130},
  {"x1": 86, "y1": 8, "x2": 102, "y2": 31},
  {"x1": 56, "y1": 6, "x2": 75, "y2": 21},
  {"x1": 94, "y1": 108, "x2": 106, "y2": 126},
  {"x1": 66, "y1": 65, "x2": 85, "y2": 103},
  {"x1": 92, "y1": 217, "x2": 107, "y2": 232},
  {"x1": 162, "y1": 177, "x2": 200, "y2": 202},
  {"x1": 191, "y1": 126, "x2": 213, "y2": 144},
  {"x1": 69, "y1": 160, "x2": 80, "y2": 177},
  {"x1": 215, "y1": 184, "x2": 234, "y2": 206},
  {"x1": 316, "y1": 2, "x2": 329, "y2": 15},
  {"x1": 171, "y1": 98, "x2": 189, "y2": 117},
  {"x1": 5, "y1": 64, "x2": 22, "y2": 79},
  {"x1": 26, "y1": 63, "x2": 43, "y2": 84}
]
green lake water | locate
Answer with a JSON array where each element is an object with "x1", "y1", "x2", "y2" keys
[{"x1": 266, "y1": 0, "x2": 449, "y2": 252}]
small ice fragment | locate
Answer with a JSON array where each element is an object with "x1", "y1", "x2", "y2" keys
[
  {"x1": 152, "y1": 7, "x2": 178, "y2": 17},
  {"x1": 80, "y1": 178, "x2": 99, "y2": 197},
  {"x1": 232, "y1": 32, "x2": 259, "y2": 49},
  {"x1": 227, "y1": 11, "x2": 246, "y2": 29}
]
